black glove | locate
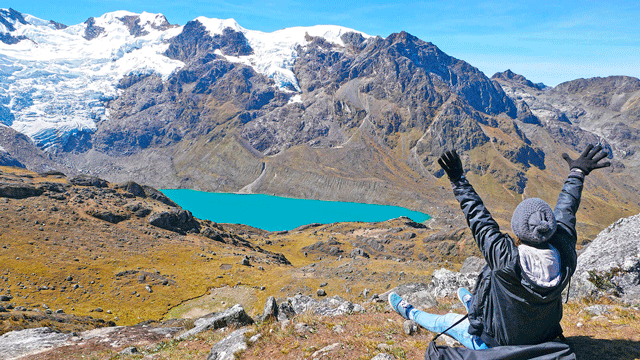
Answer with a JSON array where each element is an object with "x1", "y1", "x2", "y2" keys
[
  {"x1": 438, "y1": 150, "x2": 464, "y2": 181},
  {"x1": 562, "y1": 144, "x2": 611, "y2": 175}
]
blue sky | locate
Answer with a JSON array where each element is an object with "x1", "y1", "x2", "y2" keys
[{"x1": 5, "y1": 0, "x2": 639, "y2": 87}]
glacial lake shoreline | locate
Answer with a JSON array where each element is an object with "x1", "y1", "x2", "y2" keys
[{"x1": 160, "y1": 190, "x2": 430, "y2": 232}]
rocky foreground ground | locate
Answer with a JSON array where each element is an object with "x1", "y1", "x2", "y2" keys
[{"x1": 1, "y1": 166, "x2": 640, "y2": 359}]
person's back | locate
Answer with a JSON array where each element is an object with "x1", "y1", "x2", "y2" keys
[
  {"x1": 453, "y1": 173, "x2": 581, "y2": 345},
  {"x1": 389, "y1": 144, "x2": 611, "y2": 349}
]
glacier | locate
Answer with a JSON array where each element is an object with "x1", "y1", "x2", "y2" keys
[
  {"x1": 196, "y1": 17, "x2": 370, "y2": 92},
  {"x1": 0, "y1": 8, "x2": 368, "y2": 151}
]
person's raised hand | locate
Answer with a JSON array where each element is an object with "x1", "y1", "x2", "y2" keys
[
  {"x1": 562, "y1": 144, "x2": 611, "y2": 175},
  {"x1": 438, "y1": 150, "x2": 464, "y2": 181}
]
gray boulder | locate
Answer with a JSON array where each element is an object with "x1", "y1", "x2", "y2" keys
[
  {"x1": 206, "y1": 328, "x2": 251, "y2": 360},
  {"x1": 119, "y1": 346, "x2": 138, "y2": 355},
  {"x1": 277, "y1": 301, "x2": 296, "y2": 321},
  {"x1": 381, "y1": 283, "x2": 437, "y2": 310},
  {"x1": 403, "y1": 320, "x2": 418, "y2": 335},
  {"x1": 571, "y1": 213, "x2": 640, "y2": 304},
  {"x1": 460, "y1": 256, "x2": 486, "y2": 274},
  {"x1": 288, "y1": 294, "x2": 365, "y2": 317},
  {"x1": 258, "y1": 296, "x2": 278, "y2": 322},
  {"x1": 371, "y1": 353, "x2": 395, "y2": 360},
  {"x1": 427, "y1": 268, "x2": 478, "y2": 298},
  {"x1": 350, "y1": 247, "x2": 370, "y2": 258},
  {"x1": 177, "y1": 304, "x2": 253, "y2": 340},
  {"x1": 120, "y1": 181, "x2": 146, "y2": 197}
]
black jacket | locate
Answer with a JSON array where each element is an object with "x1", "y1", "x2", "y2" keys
[{"x1": 451, "y1": 170, "x2": 584, "y2": 346}]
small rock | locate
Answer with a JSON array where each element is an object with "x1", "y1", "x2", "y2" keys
[
  {"x1": 55, "y1": 309, "x2": 64, "y2": 314},
  {"x1": 145, "y1": 285, "x2": 153, "y2": 293},
  {"x1": 583, "y1": 305, "x2": 613, "y2": 316},
  {"x1": 576, "y1": 322, "x2": 583, "y2": 328},
  {"x1": 248, "y1": 333, "x2": 262, "y2": 344},
  {"x1": 332, "y1": 324, "x2": 345, "y2": 333},
  {"x1": 94, "y1": 307, "x2": 103, "y2": 313},
  {"x1": 0, "y1": 305, "x2": 6, "y2": 312},
  {"x1": 311, "y1": 342, "x2": 341, "y2": 358},
  {"x1": 444, "y1": 335, "x2": 462, "y2": 347},
  {"x1": 362, "y1": 288, "x2": 370, "y2": 298},
  {"x1": 372, "y1": 353, "x2": 395, "y2": 360},
  {"x1": 403, "y1": 320, "x2": 418, "y2": 335},
  {"x1": 317, "y1": 289, "x2": 327, "y2": 297},
  {"x1": 0, "y1": 295, "x2": 11, "y2": 301},
  {"x1": 119, "y1": 346, "x2": 138, "y2": 355},
  {"x1": 377, "y1": 343, "x2": 392, "y2": 351},
  {"x1": 241, "y1": 257, "x2": 251, "y2": 266},
  {"x1": 319, "y1": 282, "x2": 328, "y2": 287},
  {"x1": 294, "y1": 322, "x2": 312, "y2": 335}
]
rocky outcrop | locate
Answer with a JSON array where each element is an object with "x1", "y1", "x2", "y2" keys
[
  {"x1": 381, "y1": 268, "x2": 480, "y2": 310},
  {"x1": 86, "y1": 209, "x2": 130, "y2": 224},
  {"x1": 571, "y1": 213, "x2": 640, "y2": 304},
  {"x1": 69, "y1": 175, "x2": 108, "y2": 188},
  {"x1": 0, "y1": 9, "x2": 28, "y2": 44},
  {"x1": 117, "y1": 181, "x2": 177, "y2": 206},
  {"x1": 148, "y1": 209, "x2": 201, "y2": 234},
  {"x1": 83, "y1": 17, "x2": 105, "y2": 40},
  {"x1": 0, "y1": 183, "x2": 44, "y2": 198},
  {"x1": 0, "y1": 327, "x2": 72, "y2": 359},
  {"x1": 288, "y1": 294, "x2": 365, "y2": 317},
  {"x1": 255, "y1": 294, "x2": 365, "y2": 322}
]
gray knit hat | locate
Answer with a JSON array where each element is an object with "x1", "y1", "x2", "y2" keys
[{"x1": 511, "y1": 198, "x2": 557, "y2": 244}]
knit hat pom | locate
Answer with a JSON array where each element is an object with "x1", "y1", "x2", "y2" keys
[{"x1": 511, "y1": 198, "x2": 557, "y2": 244}]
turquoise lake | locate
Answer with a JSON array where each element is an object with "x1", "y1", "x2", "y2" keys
[{"x1": 160, "y1": 190, "x2": 430, "y2": 232}]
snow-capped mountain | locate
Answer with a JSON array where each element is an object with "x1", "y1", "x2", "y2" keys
[
  {"x1": 0, "y1": 8, "x2": 367, "y2": 151},
  {"x1": 194, "y1": 17, "x2": 369, "y2": 92}
]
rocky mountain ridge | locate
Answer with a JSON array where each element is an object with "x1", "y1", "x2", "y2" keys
[{"x1": 1, "y1": 8, "x2": 640, "y2": 239}]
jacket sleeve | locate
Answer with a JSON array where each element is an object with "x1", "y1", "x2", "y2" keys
[
  {"x1": 553, "y1": 170, "x2": 585, "y2": 247},
  {"x1": 452, "y1": 176, "x2": 517, "y2": 270}
]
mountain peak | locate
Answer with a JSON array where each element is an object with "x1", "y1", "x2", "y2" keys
[
  {"x1": 491, "y1": 69, "x2": 545, "y2": 90},
  {"x1": 194, "y1": 17, "x2": 243, "y2": 36},
  {"x1": 0, "y1": 8, "x2": 27, "y2": 34},
  {"x1": 82, "y1": 11, "x2": 176, "y2": 40}
]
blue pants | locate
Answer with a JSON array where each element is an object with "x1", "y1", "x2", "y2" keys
[{"x1": 409, "y1": 309, "x2": 489, "y2": 350}]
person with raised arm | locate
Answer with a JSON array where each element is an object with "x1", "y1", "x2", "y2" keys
[{"x1": 389, "y1": 145, "x2": 611, "y2": 349}]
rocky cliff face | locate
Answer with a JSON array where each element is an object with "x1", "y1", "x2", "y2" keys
[
  {"x1": 493, "y1": 73, "x2": 640, "y2": 167},
  {"x1": 572, "y1": 212, "x2": 640, "y2": 304}
]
